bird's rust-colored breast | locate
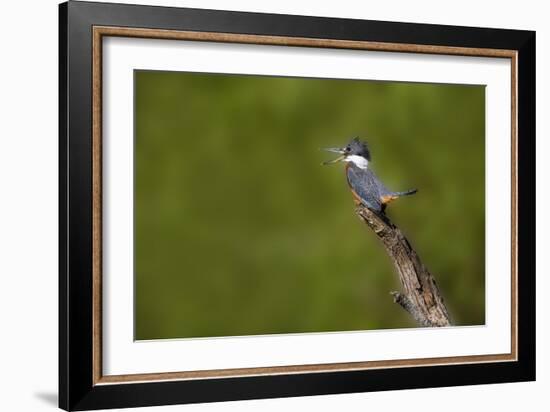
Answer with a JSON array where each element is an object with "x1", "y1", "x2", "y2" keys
[{"x1": 380, "y1": 194, "x2": 399, "y2": 204}]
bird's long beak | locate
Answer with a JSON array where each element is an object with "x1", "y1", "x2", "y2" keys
[{"x1": 321, "y1": 147, "x2": 346, "y2": 165}]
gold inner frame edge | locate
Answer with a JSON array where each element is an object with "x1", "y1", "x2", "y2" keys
[{"x1": 91, "y1": 25, "x2": 518, "y2": 385}]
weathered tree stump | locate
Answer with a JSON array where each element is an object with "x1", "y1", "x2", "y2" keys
[{"x1": 355, "y1": 205, "x2": 451, "y2": 327}]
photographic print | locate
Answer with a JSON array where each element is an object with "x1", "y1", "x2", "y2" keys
[{"x1": 134, "y1": 70, "x2": 485, "y2": 340}]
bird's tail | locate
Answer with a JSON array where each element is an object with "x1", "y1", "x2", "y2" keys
[{"x1": 394, "y1": 189, "x2": 418, "y2": 197}]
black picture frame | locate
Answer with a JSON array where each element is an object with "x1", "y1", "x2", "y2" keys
[{"x1": 59, "y1": 1, "x2": 535, "y2": 410}]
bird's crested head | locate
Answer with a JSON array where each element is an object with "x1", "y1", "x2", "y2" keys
[{"x1": 322, "y1": 137, "x2": 371, "y2": 167}]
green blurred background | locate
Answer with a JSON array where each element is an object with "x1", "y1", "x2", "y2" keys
[{"x1": 134, "y1": 70, "x2": 485, "y2": 340}]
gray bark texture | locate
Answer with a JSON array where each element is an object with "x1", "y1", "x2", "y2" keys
[{"x1": 355, "y1": 205, "x2": 451, "y2": 327}]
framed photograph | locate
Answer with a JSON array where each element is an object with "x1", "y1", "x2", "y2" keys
[{"x1": 59, "y1": 1, "x2": 535, "y2": 410}]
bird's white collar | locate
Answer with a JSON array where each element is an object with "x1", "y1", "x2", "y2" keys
[{"x1": 345, "y1": 155, "x2": 369, "y2": 169}]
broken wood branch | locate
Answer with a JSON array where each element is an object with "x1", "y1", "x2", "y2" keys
[{"x1": 355, "y1": 205, "x2": 451, "y2": 327}]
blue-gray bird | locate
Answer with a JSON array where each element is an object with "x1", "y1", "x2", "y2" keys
[{"x1": 323, "y1": 137, "x2": 417, "y2": 213}]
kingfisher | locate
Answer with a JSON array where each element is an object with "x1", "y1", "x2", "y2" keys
[{"x1": 323, "y1": 137, "x2": 417, "y2": 213}]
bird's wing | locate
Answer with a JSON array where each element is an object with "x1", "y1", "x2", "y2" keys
[{"x1": 346, "y1": 167, "x2": 382, "y2": 212}]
